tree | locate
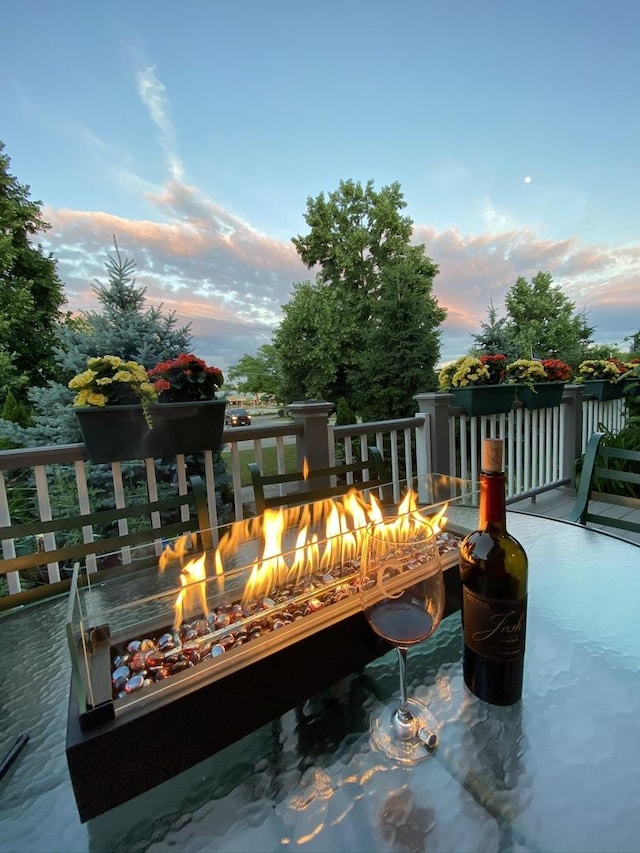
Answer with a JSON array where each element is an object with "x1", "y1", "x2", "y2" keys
[
  {"x1": 279, "y1": 179, "x2": 445, "y2": 418},
  {"x1": 274, "y1": 280, "x2": 353, "y2": 404},
  {"x1": 625, "y1": 330, "x2": 640, "y2": 359},
  {"x1": 0, "y1": 238, "x2": 234, "y2": 521},
  {"x1": 471, "y1": 300, "x2": 518, "y2": 360},
  {"x1": 227, "y1": 345, "x2": 280, "y2": 400},
  {"x1": 0, "y1": 140, "x2": 67, "y2": 402},
  {"x1": 54, "y1": 237, "x2": 193, "y2": 382},
  {"x1": 352, "y1": 248, "x2": 447, "y2": 420},
  {"x1": 0, "y1": 238, "x2": 193, "y2": 448},
  {"x1": 503, "y1": 271, "x2": 594, "y2": 368}
]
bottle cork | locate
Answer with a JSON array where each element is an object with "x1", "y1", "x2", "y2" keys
[{"x1": 482, "y1": 438, "x2": 504, "y2": 473}]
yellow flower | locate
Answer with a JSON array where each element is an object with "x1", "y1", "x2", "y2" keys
[{"x1": 68, "y1": 369, "x2": 96, "y2": 390}]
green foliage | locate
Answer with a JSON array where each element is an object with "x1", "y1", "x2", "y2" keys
[
  {"x1": 0, "y1": 238, "x2": 194, "y2": 449},
  {"x1": 592, "y1": 427, "x2": 640, "y2": 498},
  {"x1": 625, "y1": 330, "x2": 640, "y2": 359},
  {"x1": 0, "y1": 140, "x2": 67, "y2": 399},
  {"x1": 279, "y1": 179, "x2": 445, "y2": 419},
  {"x1": 352, "y1": 252, "x2": 446, "y2": 420},
  {"x1": 335, "y1": 397, "x2": 356, "y2": 426},
  {"x1": 274, "y1": 280, "x2": 349, "y2": 403},
  {"x1": 471, "y1": 300, "x2": 519, "y2": 360},
  {"x1": 471, "y1": 273, "x2": 596, "y2": 369},
  {"x1": 504, "y1": 272, "x2": 594, "y2": 367},
  {"x1": 228, "y1": 345, "x2": 280, "y2": 399},
  {"x1": 1, "y1": 389, "x2": 31, "y2": 427}
]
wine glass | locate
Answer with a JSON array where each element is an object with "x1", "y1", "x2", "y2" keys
[{"x1": 360, "y1": 512, "x2": 445, "y2": 763}]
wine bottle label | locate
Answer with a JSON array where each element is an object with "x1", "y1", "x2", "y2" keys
[{"x1": 463, "y1": 587, "x2": 527, "y2": 661}]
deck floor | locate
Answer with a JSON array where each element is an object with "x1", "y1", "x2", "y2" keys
[{"x1": 509, "y1": 486, "x2": 640, "y2": 546}]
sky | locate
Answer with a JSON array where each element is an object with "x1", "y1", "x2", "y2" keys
[{"x1": 1, "y1": 0, "x2": 639, "y2": 374}]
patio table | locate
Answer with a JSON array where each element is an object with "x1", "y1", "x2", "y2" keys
[{"x1": 1, "y1": 510, "x2": 639, "y2": 853}]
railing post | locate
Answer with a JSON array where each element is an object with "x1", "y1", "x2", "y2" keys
[
  {"x1": 413, "y1": 392, "x2": 454, "y2": 502},
  {"x1": 561, "y1": 385, "x2": 584, "y2": 483},
  {"x1": 286, "y1": 400, "x2": 334, "y2": 491}
]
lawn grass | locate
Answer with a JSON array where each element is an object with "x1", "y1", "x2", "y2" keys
[{"x1": 221, "y1": 443, "x2": 298, "y2": 486}]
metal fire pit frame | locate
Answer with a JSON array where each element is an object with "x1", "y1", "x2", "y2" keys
[{"x1": 66, "y1": 517, "x2": 467, "y2": 823}]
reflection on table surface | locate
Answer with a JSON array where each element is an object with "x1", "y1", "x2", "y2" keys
[{"x1": 1, "y1": 511, "x2": 639, "y2": 853}]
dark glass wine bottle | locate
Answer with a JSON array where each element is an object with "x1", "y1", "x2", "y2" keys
[{"x1": 459, "y1": 438, "x2": 528, "y2": 705}]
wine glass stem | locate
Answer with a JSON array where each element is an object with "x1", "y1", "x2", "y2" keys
[{"x1": 396, "y1": 646, "x2": 411, "y2": 722}]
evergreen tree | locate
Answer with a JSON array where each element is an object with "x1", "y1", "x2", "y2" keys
[
  {"x1": 0, "y1": 238, "x2": 233, "y2": 522},
  {"x1": 0, "y1": 238, "x2": 193, "y2": 447},
  {"x1": 471, "y1": 300, "x2": 518, "y2": 360},
  {"x1": 0, "y1": 140, "x2": 67, "y2": 400},
  {"x1": 1, "y1": 389, "x2": 31, "y2": 428},
  {"x1": 55, "y1": 237, "x2": 193, "y2": 381}
]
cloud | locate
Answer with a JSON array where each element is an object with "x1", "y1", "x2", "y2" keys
[
  {"x1": 39, "y1": 65, "x2": 639, "y2": 373},
  {"x1": 136, "y1": 65, "x2": 183, "y2": 181},
  {"x1": 413, "y1": 224, "x2": 640, "y2": 360}
]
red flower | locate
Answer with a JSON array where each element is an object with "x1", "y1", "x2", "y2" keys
[
  {"x1": 479, "y1": 354, "x2": 507, "y2": 384},
  {"x1": 148, "y1": 354, "x2": 224, "y2": 403},
  {"x1": 541, "y1": 359, "x2": 572, "y2": 382}
]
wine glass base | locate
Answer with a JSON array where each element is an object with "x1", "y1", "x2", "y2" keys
[{"x1": 370, "y1": 697, "x2": 440, "y2": 764}]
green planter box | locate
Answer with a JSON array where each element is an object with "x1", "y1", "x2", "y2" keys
[
  {"x1": 75, "y1": 400, "x2": 227, "y2": 463},
  {"x1": 581, "y1": 380, "x2": 624, "y2": 402},
  {"x1": 517, "y1": 382, "x2": 565, "y2": 411},
  {"x1": 450, "y1": 384, "x2": 517, "y2": 416}
]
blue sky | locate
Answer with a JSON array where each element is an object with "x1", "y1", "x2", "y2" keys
[{"x1": 1, "y1": 0, "x2": 639, "y2": 372}]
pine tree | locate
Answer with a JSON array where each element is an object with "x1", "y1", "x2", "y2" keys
[
  {"x1": 0, "y1": 238, "x2": 233, "y2": 522},
  {"x1": 0, "y1": 140, "x2": 67, "y2": 399},
  {"x1": 0, "y1": 238, "x2": 193, "y2": 447}
]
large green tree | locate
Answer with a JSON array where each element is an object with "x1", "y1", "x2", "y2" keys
[
  {"x1": 353, "y1": 249, "x2": 446, "y2": 420},
  {"x1": 275, "y1": 280, "x2": 352, "y2": 403},
  {"x1": 278, "y1": 179, "x2": 444, "y2": 418},
  {"x1": 504, "y1": 271, "x2": 594, "y2": 367},
  {"x1": 0, "y1": 140, "x2": 67, "y2": 402}
]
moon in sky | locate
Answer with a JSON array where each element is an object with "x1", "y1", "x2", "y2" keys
[{"x1": 524, "y1": 176, "x2": 532, "y2": 184}]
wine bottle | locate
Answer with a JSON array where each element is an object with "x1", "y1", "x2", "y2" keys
[{"x1": 459, "y1": 438, "x2": 528, "y2": 705}]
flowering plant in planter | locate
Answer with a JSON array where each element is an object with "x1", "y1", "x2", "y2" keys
[
  {"x1": 69, "y1": 356, "x2": 159, "y2": 425},
  {"x1": 479, "y1": 354, "x2": 508, "y2": 384},
  {"x1": 505, "y1": 359, "x2": 547, "y2": 385},
  {"x1": 148, "y1": 354, "x2": 224, "y2": 402},
  {"x1": 438, "y1": 353, "x2": 509, "y2": 390},
  {"x1": 541, "y1": 358, "x2": 572, "y2": 382},
  {"x1": 438, "y1": 356, "x2": 490, "y2": 390},
  {"x1": 577, "y1": 359, "x2": 622, "y2": 383}
]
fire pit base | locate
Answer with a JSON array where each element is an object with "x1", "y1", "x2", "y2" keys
[
  {"x1": 66, "y1": 565, "x2": 462, "y2": 822},
  {"x1": 66, "y1": 610, "x2": 386, "y2": 821}
]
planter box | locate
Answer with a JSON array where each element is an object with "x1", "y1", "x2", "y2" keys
[
  {"x1": 75, "y1": 400, "x2": 227, "y2": 462},
  {"x1": 517, "y1": 382, "x2": 565, "y2": 411},
  {"x1": 450, "y1": 384, "x2": 517, "y2": 416},
  {"x1": 581, "y1": 380, "x2": 623, "y2": 402}
]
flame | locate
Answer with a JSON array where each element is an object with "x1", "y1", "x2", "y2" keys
[
  {"x1": 162, "y1": 488, "x2": 448, "y2": 623},
  {"x1": 173, "y1": 552, "x2": 208, "y2": 630},
  {"x1": 302, "y1": 457, "x2": 309, "y2": 481}
]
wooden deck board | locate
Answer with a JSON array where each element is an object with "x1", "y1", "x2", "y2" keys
[{"x1": 510, "y1": 487, "x2": 640, "y2": 546}]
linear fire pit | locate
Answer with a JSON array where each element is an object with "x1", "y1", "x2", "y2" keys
[{"x1": 66, "y1": 489, "x2": 466, "y2": 822}]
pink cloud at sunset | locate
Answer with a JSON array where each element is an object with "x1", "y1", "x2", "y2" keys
[{"x1": 42, "y1": 177, "x2": 639, "y2": 371}]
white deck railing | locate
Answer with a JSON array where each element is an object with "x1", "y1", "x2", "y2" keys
[{"x1": 0, "y1": 386, "x2": 628, "y2": 602}]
